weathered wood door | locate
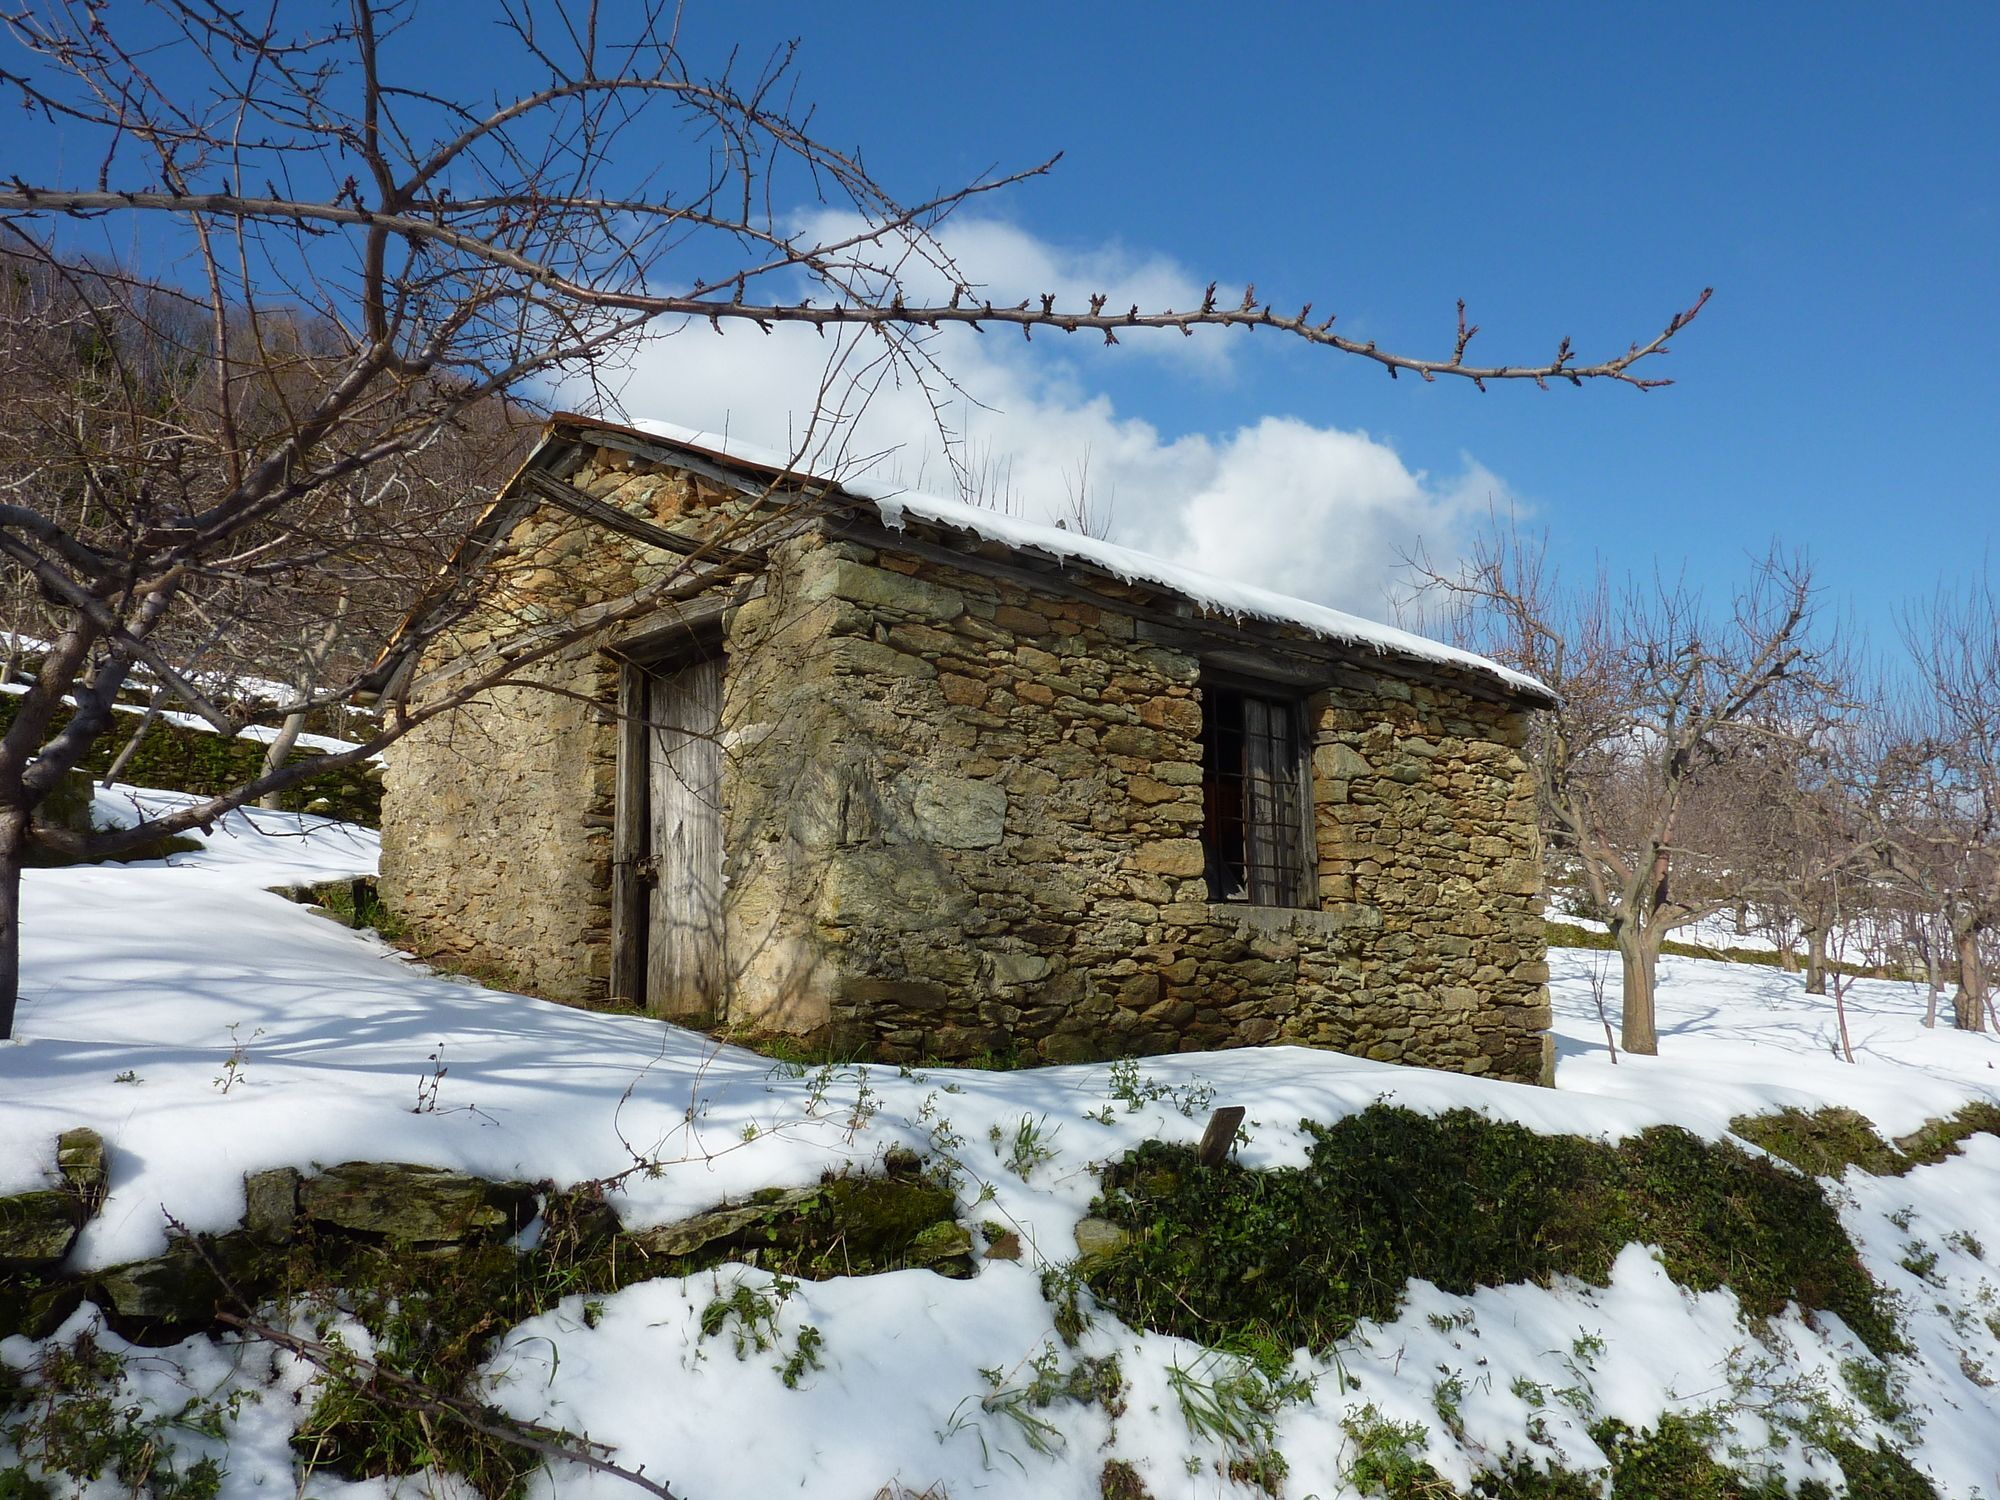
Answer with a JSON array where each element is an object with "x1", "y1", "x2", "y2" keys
[{"x1": 645, "y1": 656, "x2": 724, "y2": 1023}]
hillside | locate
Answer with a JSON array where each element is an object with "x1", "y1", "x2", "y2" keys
[{"x1": 6, "y1": 801, "x2": 2000, "y2": 1498}]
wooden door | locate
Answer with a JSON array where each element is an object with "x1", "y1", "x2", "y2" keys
[{"x1": 645, "y1": 655, "x2": 724, "y2": 1023}]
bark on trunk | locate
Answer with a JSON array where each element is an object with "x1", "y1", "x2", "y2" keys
[
  {"x1": 0, "y1": 803, "x2": 24, "y2": 1041},
  {"x1": 1953, "y1": 919, "x2": 1987, "y2": 1032},
  {"x1": 1617, "y1": 927, "x2": 1661, "y2": 1056},
  {"x1": 1831, "y1": 974, "x2": 1857, "y2": 1064},
  {"x1": 104, "y1": 687, "x2": 168, "y2": 785},
  {"x1": 1804, "y1": 926, "x2": 1828, "y2": 996},
  {"x1": 257, "y1": 712, "x2": 308, "y2": 810}
]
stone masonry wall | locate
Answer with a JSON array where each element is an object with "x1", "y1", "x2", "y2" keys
[
  {"x1": 722, "y1": 535, "x2": 1548, "y2": 1079},
  {"x1": 379, "y1": 644, "x2": 620, "y2": 1003},
  {"x1": 379, "y1": 444, "x2": 757, "y2": 1003},
  {"x1": 381, "y1": 441, "x2": 1549, "y2": 1079}
]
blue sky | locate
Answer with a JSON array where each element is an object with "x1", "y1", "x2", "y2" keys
[
  {"x1": 13, "y1": 3, "x2": 1997, "y2": 640},
  {"x1": 642, "y1": 2, "x2": 1998, "y2": 637}
]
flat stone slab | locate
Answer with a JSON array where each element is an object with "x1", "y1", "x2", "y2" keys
[
  {"x1": 621, "y1": 1176, "x2": 970, "y2": 1276},
  {"x1": 299, "y1": 1162, "x2": 537, "y2": 1244}
]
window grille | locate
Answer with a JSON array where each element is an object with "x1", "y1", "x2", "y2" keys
[{"x1": 1200, "y1": 686, "x2": 1314, "y2": 907}]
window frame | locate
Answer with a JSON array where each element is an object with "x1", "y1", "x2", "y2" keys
[{"x1": 1196, "y1": 674, "x2": 1320, "y2": 909}]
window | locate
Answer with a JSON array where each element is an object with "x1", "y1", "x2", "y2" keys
[{"x1": 1199, "y1": 684, "x2": 1316, "y2": 907}]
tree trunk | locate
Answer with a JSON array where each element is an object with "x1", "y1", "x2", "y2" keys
[
  {"x1": 1953, "y1": 918, "x2": 1987, "y2": 1032},
  {"x1": 104, "y1": 686, "x2": 168, "y2": 785},
  {"x1": 257, "y1": 713, "x2": 308, "y2": 810},
  {"x1": 0, "y1": 802, "x2": 23, "y2": 1041},
  {"x1": 1830, "y1": 973, "x2": 1857, "y2": 1064},
  {"x1": 1616, "y1": 926, "x2": 1661, "y2": 1056},
  {"x1": 259, "y1": 608, "x2": 346, "y2": 810},
  {"x1": 1803, "y1": 926, "x2": 1828, "y2": 996}
]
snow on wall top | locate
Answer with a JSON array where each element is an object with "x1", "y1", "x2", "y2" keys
[{"x1": 620, "y1": 417, "x2": 1550, "y2": 701}]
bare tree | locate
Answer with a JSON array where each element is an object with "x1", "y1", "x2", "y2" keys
[
  {"x1": 0, "y1": 0, "x2": 1709, "y2": 1038},
  {"x1": 1876, "y1": 592, "x2": 2000, "y2": 1031},
  {"x1": 1422, "y1": 530, "x2": 1831, "y2": 1055},
  {"x1": 1724, "y1": 664, "x2": 1874, "y2": 996}
]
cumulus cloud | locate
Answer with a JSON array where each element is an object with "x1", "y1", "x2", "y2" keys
[{"x1": 584, "y1": 218, "x2": 1510, "y2": 616}]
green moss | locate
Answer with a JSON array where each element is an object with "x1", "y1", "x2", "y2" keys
[
  {"x1": 1544, "y1": 919, "x2": 1617, "y2": 952},
  {"x1": 1466, "y1": 1453, "x2": 1603, "y2": 1497},
  {"x1": 1732, "y1": 1102, "x2": 2000, "y2": 1179},
  {"x1": 1821, "y1": 1437, "x2": 1939, "y2": 1499},
  {"x1": 288, "y1": 1242, "x2": 551, "y2": 1499},
  {"x1": 1589, "y1": 1415, "x2": 1789, "y2": 1499},
  {"x1": 1459, "y1": 1420, "x2": 1940, "y2": 1500},
  {"x1": 1894, "y1": 1101, "x2": 2000, "y2": 1168},
  {"x1": 1730, "y1": 1108, "x2": 1905, "y2": 1179},
  {"x1": 1084, "y1": 1105, "x2": 1897, "y2": 1360},
  {"x1": 0, "y1": 1330, "x2": 227, "y2": 1500}
]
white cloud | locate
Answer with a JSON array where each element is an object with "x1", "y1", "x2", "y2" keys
[{"x1": 586, "y1": 218, "x2": 1509, "y2": 616}]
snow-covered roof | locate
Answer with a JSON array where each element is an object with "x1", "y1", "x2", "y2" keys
[{"x1": 543, "y1": 414, "x2": 1548, "y2": 702}]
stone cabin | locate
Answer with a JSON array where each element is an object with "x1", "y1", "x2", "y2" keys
[{"x1": 379, "y1": 414, "x2": 1554, "y2": 1082}]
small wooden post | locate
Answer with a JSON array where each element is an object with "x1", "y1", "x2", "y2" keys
[{"x1": 1197, "y1": 1106, "x2": 1246, "y2": 1167}]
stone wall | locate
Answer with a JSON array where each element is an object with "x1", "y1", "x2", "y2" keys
[
  {"x1": 380, "y1": 644, "x2": 618, "y2": 1002},
  {"x1": 381, "y1": 440, "x2": 1549, "y2": 1080},
  {"x1": 379, "y1": 442, "x2": 751, "y2": 1002},
  {"x1": 719, "y1": 535, "x2": 1548, "y2": 1079}
]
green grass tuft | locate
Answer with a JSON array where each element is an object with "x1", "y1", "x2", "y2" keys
[
  {"x1": 1729, "y1": 1107, "x2": 1906, "y2": 1178},
  {"x1": 1732, "y1": 1103, "x2": 2000, "y2": 1180}
]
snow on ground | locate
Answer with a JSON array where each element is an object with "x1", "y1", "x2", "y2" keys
[
  {"x1": 8, "y1": 805, "x2": 2000, "y2": 1496},
  {"x1": 1551, "y1": 908, "x2": 1787, "y2": 955},
  {"x1": 1, "y1": 680, "x2": 370, "y2": 756}
]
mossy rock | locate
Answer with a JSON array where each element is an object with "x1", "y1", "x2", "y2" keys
[
  {"x1": 0, "y1": 1274, "x2": 85, "y2": 1342},
  {"x1": 815, "y1": 1174, "x2": 958, "y2": 1254},
  {"x1": 299, "y1": 1162, "x2": 537, "y2": 1245},
  {"x1": 1073, "y1": 1216, "x2": 1131, "y2": 1268},
  {"x1": 55, "y1": 1128, "x2": 107, "y2": 1207},
  {"x1": 90, "y1": 1231, "x2": 278, "y2": 1343},
  {"x1": 622, "y1": 1188, "x2": 822, "y2": 1259},
  {"x1": 620, "y1": 1174, "x2": 966, "y2": 1277},
  {"x1": 0, "y1": 1189, "x2": 83, "y2": 1269},
  {"x1": 242, "y1": 1166, "x2": 302, "y2": 1243},
  {"x1": 905, "y1": 1219, "x2": 975, "y2": 1275}
]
